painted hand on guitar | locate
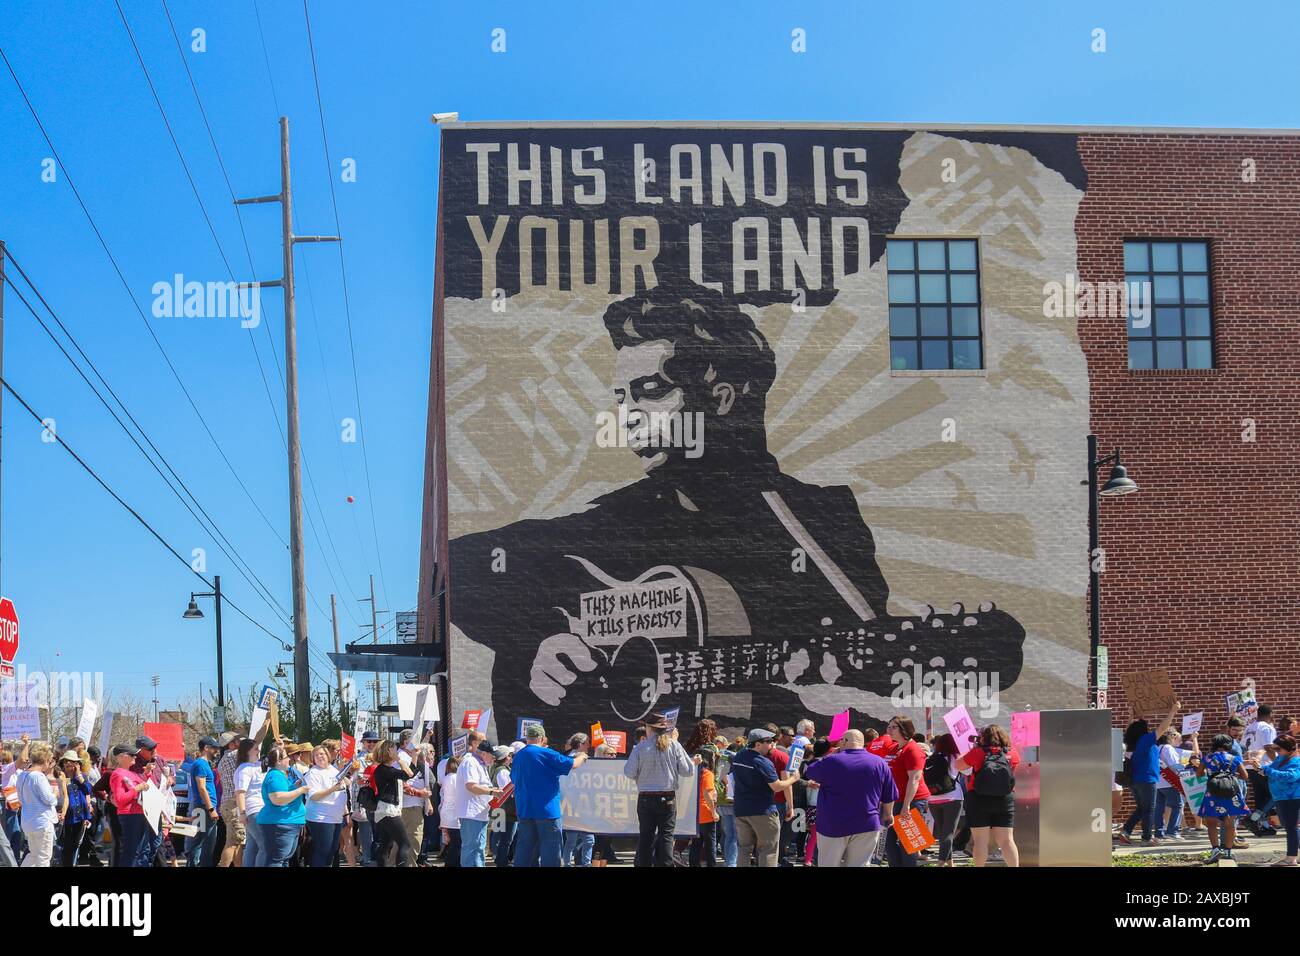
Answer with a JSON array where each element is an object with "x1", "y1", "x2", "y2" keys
[{"x1": 529, "y1": 631, "x2": 602, "y2": 706}]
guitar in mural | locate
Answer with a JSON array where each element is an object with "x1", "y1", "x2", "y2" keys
[{"x1": 547, "y1": 556, "x2": 1026, "y2": 723}]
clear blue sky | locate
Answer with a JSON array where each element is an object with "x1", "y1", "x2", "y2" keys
[{"x1": 1, "y1": 0, "x2": 1296, "y2": 713}]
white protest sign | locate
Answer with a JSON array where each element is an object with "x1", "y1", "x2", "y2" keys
[
  {"x1": 141, "y1": 781, "x2": 165, "y2": 835},
  {"x1": 560, "y1": 759, "x2": 698, "y2": 836},
  {"x1": 0, "y1": 678, "x2": 41, "y2": 737},
  {"x1": 475, "y1": 707, "x2": 492, "y2": 734},
  {"x1": 75, "y1": 697, "x2": 98, "y2": 743},
  {"x1": 97, "y1": 711, "x2": 114, "y2": 758},
  {"x1": 1181, "y1": 712, "x2": 1204, "y2": 737},
  {"x1": 396, "y1": 683, "x2": 439, "y2": 724},
  {"x1": 943, "y1": 705, "x2": 978, "y2": 756},
  {"x1": 249, "y1": 684, "x2": 277, "y2": 740}
]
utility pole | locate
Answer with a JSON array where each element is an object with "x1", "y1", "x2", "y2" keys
[
  {"x1": 235, "y1": 118, "x2": 339, "y2": 730},
  {"x1": 151, "y1": 674, "x2": 160, "y2": 722},
  {"x1": 359, "y1": 573, "x2": 387, "y2": 716},
  {"x1": 329, "y1": 593, "x2": 346, "y2": 722}
]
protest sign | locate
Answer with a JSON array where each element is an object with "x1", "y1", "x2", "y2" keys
[
  {"x1": 663, "y1": 706, "x2": 680, "y2": 730},
  {"x1": 339, "y1": 732, "x2": 356, "y2": 763},
  {"x1": 517, "y1": 716, "x2": 543, "y2": 741},
  {"x1": 142, "y1": 722, "x2": 185, "y2": 763},
  {"x1": 828, "y1": 710, "x2": 850, "y2": 742},
  {"x1": 787, "y1": 743, "x2": 806, "y2": 777},
  {"x1": 2, "y1": 784, "x2": 17, "y2": 810},
  {"x1": 461, "y1": 709, "x2": 481, "y2": 730},
  {"x1": 248, "y1": 684, "x2": 277, "y2": 740},
  {"x1": 490, "y1": 781, "x2": 514, "y2": 811},
  {"x1": 97, "y1": 711, "x2": 114, "y2": 758},
  {"x1": 396, "y1": 683, "x2": 440, "y2": 724},
  {"x1": 0, "y1": 677, "x2": 41, "y2": 737},
  {"x1": 892, "y1": 807, "x2": 936, "y2": 855},
  {"x1": 1181, "y1": 712, "x2": 1204, "y2": 737},
  {"x1": 1181, "y1": 771, "x2": 1209, "y2": 815},
  {"x1": 1010, "y1": 711, "x2": 1040, "y2": 750},
  {"x1": 450, "y1": 733, "x2": 469, "y2": 758},
  {"x1": 590, "y1": 722, "x2": 605, "y2": 747},
  {"x1": 1120, "y1": 670, "x2": 1175, "y2": 715},
  {"x1": 75, "y1": 697, "x2": 98, "y2": 743},
  {"x1": 476, "y1": 708, "x2": 493, "y2": 733},
  {"x1": 269, "y1": 696, "x2": 280, "y2": 740},
  {"x1": 1225, "y1": 689, "x2": 1257, "y2": 722},
  {"x1": 943, "y1": 705, "x2": 977, "y2": 756},
  {"x1": 560, "y1": 759, "x2": 697, "y2": 836},
  {"x1": 602, "y1": 730, "x2": 627, "y2": 754},
  {"x1": 141, "y1": 781, "x2": 165, "y2": 835}
]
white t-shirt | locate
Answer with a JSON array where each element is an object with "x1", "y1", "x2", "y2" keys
[
  {"x1": 1244, "y1": 721, "x2": 1276, "y2": 753},
  {"x1": 438, "y1": 767, "x2": 461, "y2": 829},
  {"x1": 303, "y1": 767, "x2": 347, "y2": 824},
  {"x1": 399, "y1": 750, "x2": 430, "y2": 809},
  {"x1": 1155, "y1": 744, "x2": 1184, "y2": 789},
  {"x1": 234, "y1": 762, "x2": 266, "y2": 816},
  {"x1": 455, "y1": 754, "x2": 492, "y2": 822}
]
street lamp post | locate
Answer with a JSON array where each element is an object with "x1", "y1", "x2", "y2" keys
[
  {"x1": 184, "y1": 574, "x2": 226, "y2": 733},
  {"x1": 1085, "y1": 434, "x2": 1138, "y2": 709}
]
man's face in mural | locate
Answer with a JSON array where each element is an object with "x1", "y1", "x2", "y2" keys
[{"x1": 612, "y1": 339, "x2": 723, "y2": 472}]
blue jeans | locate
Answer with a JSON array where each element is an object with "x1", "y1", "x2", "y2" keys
[
  {"x1": 460, "y1": 818, "x2": 488, "y2": 867},
  {"x1": 563, "y1": 829, "x2": 594, "y2": 867},
  {"x1": 492, "y1": 820, "x2": 516, "y2": 866},
  {"x1": 719, "y1": 807, "x2": 738, "y2": 867},
  {"x1": 514, "y1": 817, "x2": 563, "y2": 867},
  {"x1": 184, "y1": 814, "x2": 219, "y2": 867},
  {"x1": 1155, "y1": 787, "x2": 1184, "y2": 837},
  {"x1": 116, "y1": 814, "x2": 144, "y2": 868},
  {"x1": 1124, "y1": 781, "x2": 1158, "y2": 841},
  {"x1": 307, "y1": 821, "x2": 342, "y2": 867},
  {"x1": 243, "y1": 819, "x2": 265, "y2": 867},
  {"x1": 1276, "y1": 799, "x2": 1300, "y2": 859},
  {"x1": 262, "y1": 823, "x2": 300, "y2": 866},
  {"x1": 420, "y1": 811, "x2": 442, "y2": 859},
  {"x1": 357, "y1": 817, "x2": 375, "y2": 865},
  {"x1": 3, "y1": 807, "x2": 22, "y2": 857}
]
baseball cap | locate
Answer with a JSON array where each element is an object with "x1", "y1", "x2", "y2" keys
[
  {"x1": 197, "y1": 736, "x2": 221, "y2": 750},
  {"x1": 218, "y1": 732, "x2": 238, "y2": 747},
  {"x1": 747, "y1": 728, "x2": 776, "y2": 745},
  {"x1": 510, "y1": 741, "x2": 526, "y2": 754},
  {"x1": 525, "y1": 724, "x2": 545, "y2": 739},
  {"x1": 111, "y1": 744, "x2": 133, "y2": 757},
  {"x1": 492, "y1": 745, "x2": 511, "y2": 760},
  {"x1": 135, "y1": 736, "x2": 158, "y2": 751},
  {"x1": 476, "y1": 740, "x2": 496, "y2": 755},
  {"x1": 60, "y1": 750, "x2": 80, "y2": 763},
  {"x1": 361, "y1": 730, "x2": 381, "y2": 743}
]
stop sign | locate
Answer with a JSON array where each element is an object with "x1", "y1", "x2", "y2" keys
[{"x1": 0, "y1": 597, "x2": 18, "y2": 670}]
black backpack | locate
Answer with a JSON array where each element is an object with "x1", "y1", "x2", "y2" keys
[
  {"x1": 974, "y1": 747, "x2": 1015, "y2": 797},
  {"x1": 1205, "y1": 757, "x2": 1238, "y2": 798},
  {"x1": 923, "y1": 750, "x2": 956, "y2": 795}
]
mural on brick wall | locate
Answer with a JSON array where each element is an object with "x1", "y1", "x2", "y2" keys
[{"x1": 434, "y1": 126, "x2": 1092, "y2": 742}]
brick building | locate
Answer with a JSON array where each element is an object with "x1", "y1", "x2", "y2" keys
[{"x1": 418, "y1": 123, "x2": 1299, "y2": 746}]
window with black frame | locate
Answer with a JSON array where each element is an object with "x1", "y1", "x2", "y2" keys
[
  {"x1": 886, "y1": 238, "x2": 982, "y2": 371},
  {"x1": 1123, "y1": 240, "x2": 1213, "y2": 369}
]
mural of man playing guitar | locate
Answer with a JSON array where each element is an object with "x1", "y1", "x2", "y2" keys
[{"x1": 448, "y1": 283, "x2": 1024, "y2": 740}]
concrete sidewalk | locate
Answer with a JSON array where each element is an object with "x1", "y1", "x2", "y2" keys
[{"x1": 1112, "y1": 828, "x2": 1296, "y2": 867}]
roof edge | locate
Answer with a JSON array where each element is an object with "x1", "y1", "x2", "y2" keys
[{"x1": 438, "y1": 120, "x2": 1300, "y2": 136}]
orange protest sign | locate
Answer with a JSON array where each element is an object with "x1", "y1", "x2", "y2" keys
[
  {"x1": 590, "y1": 722, "x2": 605, "y2": 747},
  {"x1": 892, "y1": 807, "x2": 936, "y2": 855}
]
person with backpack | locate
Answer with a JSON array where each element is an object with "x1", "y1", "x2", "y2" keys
[
  {"x1": 955, "y1": 724, "x2": 1021, "y2": 867},
  {"x1": 715, "y1": 741, "x2": 738, "y2": 867},
  {"x1": 1192, "y1": 733, "x2": 1251, "y2": 864},
  {"x1": 489, "y1": 745, "x2": 516, "y2": 866},
  {"x1": 926, "y1": 733, "x2": 963, "y2": 866},
  {"x1": 1116, "y1": 699, "x2": 1180, "y2": 846}
]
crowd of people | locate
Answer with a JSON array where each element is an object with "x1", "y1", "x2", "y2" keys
[
  {"x1": 1114, "y1": 701, "x2": 1300, "y2": 865},
  {"x1": 0, "y1": 706, "x2": 1042, "y2": 868}
]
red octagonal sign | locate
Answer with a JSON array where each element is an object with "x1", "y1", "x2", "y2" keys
[{"x1": 0, "y1": 597, "x2": 18, "y2": 674}]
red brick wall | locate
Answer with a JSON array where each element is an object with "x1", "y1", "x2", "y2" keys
[{"x1": 1076, "y1": 133, "x2": 1300, "y2": 740}]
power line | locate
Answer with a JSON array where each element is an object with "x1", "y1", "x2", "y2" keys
[
  {"x1": 0, "y1": 42, "x2": 285, "y2": 546},
  {"x1": 302, "y1": 0, "x2": 391, "y2": 610},
  {"x1": 1, "y1": 251, "x2": 293, "y2": 630},
  {"x1": 156, "y1": 0, "x2": 364, "y2": 627},
  {"x1": 0, "y1": 374, "x2": 289, "y2": 648}
]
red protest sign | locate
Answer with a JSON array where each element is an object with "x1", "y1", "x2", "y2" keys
[
  {"x1": 461, "y1": 709, "x2": 481, "y2": 730},
  {"x1": 590, "y1": 722, "x2": 605, "y2": 747},
  {"x1": 489, "y1": 781, "x2": 514, "y2": 810},
  {"x1": 602, "y1": 731, "x2": 627, "y2": 754},
  {"x1": 0, "y1": 597, "x2": 19, "y2": 676},
  {"x1": 142, "y1": 722, "x2": 185, "y2": 763},
  {"x1": 339, "y1": 733, "x2": 356, "y2": 763},
  {"x1": 892, "y1": 807, "x2": 936, "y2": 855}
]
